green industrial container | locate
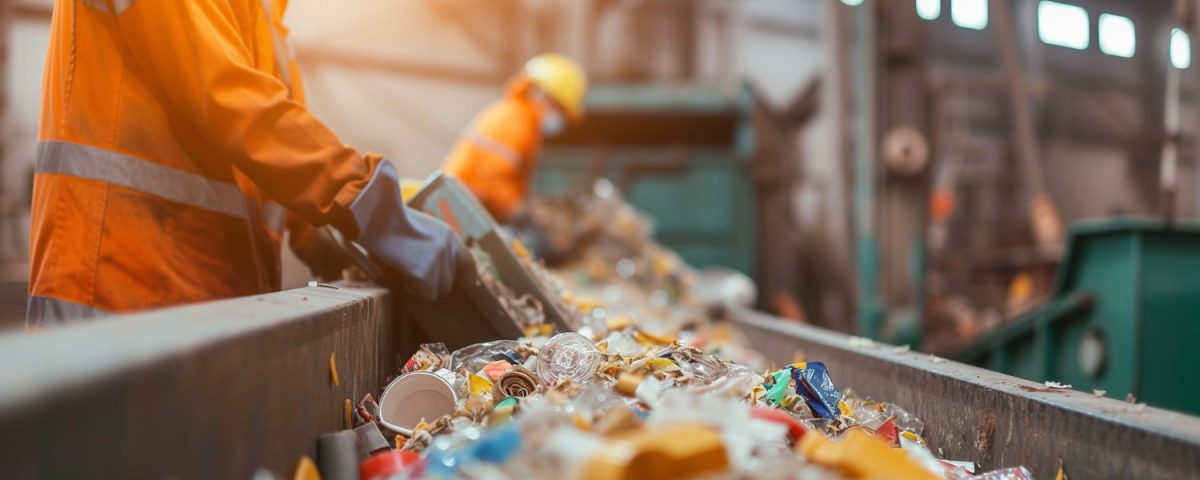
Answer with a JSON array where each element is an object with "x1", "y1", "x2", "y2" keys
[
  {"x1": 536, "y1": 84, "x2": 757, "y2": 277},
  {"x1": 956, "y1": 219, "x2": 1200, "y2": 414}
]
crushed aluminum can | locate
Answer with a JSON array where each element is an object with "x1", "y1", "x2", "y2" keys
[
  {"x1": 496, "y1": 365, "x2": 538, "y2": 397},
  {"x1": 403, "y1": 343, "x2": 449, "y2": 374}
]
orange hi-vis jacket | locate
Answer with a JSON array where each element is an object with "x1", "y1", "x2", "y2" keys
[
  {"x1": 442, "y1": 78, "x2": 542, "y2": 223},
  {"x1": 29, "y1": 0, "x2": 384, "y2": 325}
]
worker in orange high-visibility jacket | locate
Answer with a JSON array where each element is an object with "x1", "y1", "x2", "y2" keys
[
  {"x1": 442, "y1": 54, "x2": 587, "y2": 223},
  {"x1": 28, "y1": 0, "x2": 469, "y2": 327}
]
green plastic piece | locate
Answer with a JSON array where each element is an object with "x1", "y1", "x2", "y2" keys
[{"x1": 765, "y1": 369, "x2": 792, "y2": 406}]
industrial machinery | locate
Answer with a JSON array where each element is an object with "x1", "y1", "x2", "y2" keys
[
  {"x1": 955, "y1": 219, "x2": 1200, "y2": 415},
  {"x1": 537, "y1": 84, "x2": 758, "y2": 277}
]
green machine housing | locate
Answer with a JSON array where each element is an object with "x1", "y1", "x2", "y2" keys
[
  {"x1": 956, "y1": 219, "x2": 1200, "y2": 414},
  {"x1": 536, "y1": 84, "x2": 758, "y2": 277}
]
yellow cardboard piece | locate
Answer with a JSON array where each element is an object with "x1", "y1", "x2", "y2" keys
[
  {"x1": 293, "y1": 456, "x2": 321, "y2": 480},
  {"x1": 593, "y1": 407, "x2": 643, "y2": 437},
  {"x1": 838, "y1": 400, "x2": 856, "y2": 419},
  {"x1": 798, "y1": 430, "x2": 937, "y2": 480},
  {"x1": 791, "y1": 350, "x2": 807, "y2": 364},
  {"x1": 651, "y1": 255, "x2": 674, "y2": 277},
  {"x1": 469, "y1": 373, "x2": 495, "y2": 396},
  {"x1": 606, "y1": 315, "x2": 632, "y2": 331},
  {"x1": 511, "y1": 239, "x2": 531, "y2": 261},
  {"x1": 329, "y1": 352, "x2": 339, "y2": 386},
  {"x1": 634, "y1": 330, "x2": 675, "y2": 346},
  {"x1": 710, "y1": 324, "x2": 732, "y2": 342},
  {"x1": 572, "y1": 413, "x2": 593, "y2": 431},
  {"x1": 646, "y1": 357, "x2": 679, "y2": 372},
  {"x1": 750, "y1": 385, "x2": 765, "y2": 404},
  {"x1": 574, "y1": 296, "x2": 605, "y2": 313},
  {"x1": 524, "y1": 324, "x2": 554, "y2": 337},
  {"x1": 583, "y1": 424, "x2": 728, "y2": 480},
  {"x1": 615, "y1": 372, "x2": 644, "y2": 397}
]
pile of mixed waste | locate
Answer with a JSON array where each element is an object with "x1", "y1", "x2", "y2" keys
[
  {"x1": 344, "y1": 328, "x2": 1032, "y2": 479},
  {"x1": 317, "y1": 183, "x2": 1036, "y2": 480}
]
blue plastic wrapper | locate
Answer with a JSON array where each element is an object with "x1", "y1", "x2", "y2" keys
[
  {"x1": 791, "y1": 362, "x2": 843, "y2": 420},
  {"x1": 469, "y1": 423, "x2": 523, "y2": 463},
  {"x1": 425, "y1": 424, "x2": 524, "y2": 476}
]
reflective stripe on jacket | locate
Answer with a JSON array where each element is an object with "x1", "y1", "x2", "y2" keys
[
  {"x1": 29, "y1": 0, "x2": 382, "y2": 325},
  {"x1": 441, "y1": 78, "x2": 542, "y2": 223}
]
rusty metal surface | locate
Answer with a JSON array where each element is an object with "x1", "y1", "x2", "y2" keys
[
  {"x1": 729, "y1": 306, "x2": 1200, "y2": 479},
  {"x1": 0, "y1": 284, "x2": 395, "y2": 479}
]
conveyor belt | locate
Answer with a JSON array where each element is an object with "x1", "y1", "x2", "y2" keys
[
  {"x1": 729, "y1": 306, "x2": 1200, "y2": 479},
  {"x1": 0, "y1": 284, "x2": 395, "y2": 479},
  {"x1": 1, "y1": 288, "x2": 1199, "y2": 478}
]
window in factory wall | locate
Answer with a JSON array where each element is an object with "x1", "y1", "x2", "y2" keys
[
  {"x1": 1098, "y1": 14, "x2": 1136, "y2": 58},
  {"x1": 1171, "y1": 28, "x2": 1191, "y2": 69},
  {"x1": 951, "y1": 0, "x2": 987, "y2": 30},
  {"x1": 1037, "y1": 1, "x2": 1089, "y2": 50},
  {"x1": 917, "y1": 0, "x2": 940, "y2": 20}
]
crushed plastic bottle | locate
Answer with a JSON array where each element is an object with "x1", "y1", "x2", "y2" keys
[{"x1": 535, "y1": 332, "x2": 602, "y2": 385}]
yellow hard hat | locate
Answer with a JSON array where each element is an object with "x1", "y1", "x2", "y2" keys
[{"x1": 523, "y1": 53, "x2": 588, "y2": 122}]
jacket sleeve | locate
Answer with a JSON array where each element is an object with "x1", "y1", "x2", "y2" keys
[{"x1": 108, "y1": 0, "x2": 373, "y2": 235}]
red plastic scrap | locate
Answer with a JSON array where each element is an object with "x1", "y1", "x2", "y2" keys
[
  {"x1": 750, "y1": 406, "x2": 807, "y2": 441},
  {"x1": 361, "y1": 450, "x2": 423, "y2": 480},
  {"x1": 874, "y1": 416, "x2": 899, "y2": 446}
]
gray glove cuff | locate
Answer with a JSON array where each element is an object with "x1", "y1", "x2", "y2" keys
[{"x1": 347, "y1": 160, "x2": 458, "y2": 299}]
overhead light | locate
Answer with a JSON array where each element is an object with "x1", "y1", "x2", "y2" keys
[
  {"x1": 917, "y1": 0, "x2": 941, "y2": 20},
  {"x1": 1038, "y1": 1, "x2": 1089, "y2": 50},
  {"x1": 1098, "y1": 13, "x2": 1135, "y2": 58},
  {"x1": 951, "y1": 0, "x2": 988, "y2": 30},
  {"x1": 842, "y1": 0, "x2": 865, "y2": 6},
  {"x1": 1171, "y1": 28, "x2": 1191, "y2": 69}
]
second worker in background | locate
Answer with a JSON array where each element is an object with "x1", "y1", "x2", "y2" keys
[{"x1": 442, "y1": 54, "x2": 588, "y2": 224}]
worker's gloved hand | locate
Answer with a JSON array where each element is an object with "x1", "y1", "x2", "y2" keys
[
  {"x1": 288, "y1": 220, "x2": 353, "y2": 282},
  {"x1": 348, "y1": 160, "x2": 461, "y2": 300}
]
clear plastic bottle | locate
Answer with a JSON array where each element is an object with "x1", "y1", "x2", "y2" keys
[{"x1": 535, "y1": 332, "x2": 602, "y2": 385}]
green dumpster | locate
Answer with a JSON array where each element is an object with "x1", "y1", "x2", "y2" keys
[{"x1": 956, "y1": 219, "x2": 1200, "y2": 415}]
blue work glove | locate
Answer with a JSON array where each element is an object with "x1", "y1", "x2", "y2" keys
[{"x1": 348, "y1": 160, "x2": 467, "y2": 300}]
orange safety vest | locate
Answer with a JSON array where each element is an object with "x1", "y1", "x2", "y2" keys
[
  {"x1": 442, "y1": 78, "x2": 542, "y2": 223},
  {"x1": 29, "y1": 0, "x2": 381, "y2": 325}
]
